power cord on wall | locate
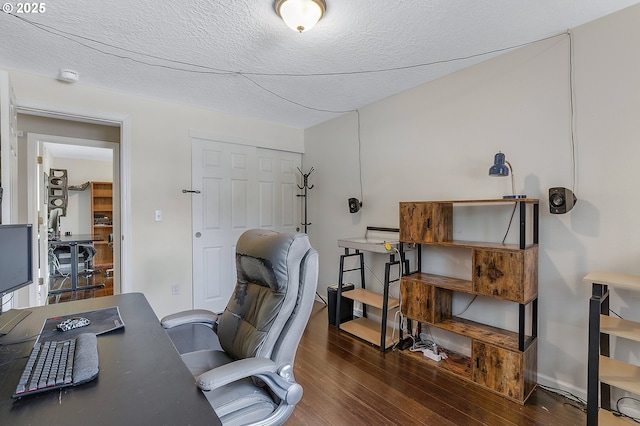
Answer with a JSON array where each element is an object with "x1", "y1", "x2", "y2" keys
[
  {"x1": 0, "y1": 294, "x2": 14, "y2": 308},
  {"x1": 454, "y1": 295, "x2": 478, "y2": 316},
  {"x1": 609, "y1": 308, "x2": 623, "y2": 319},
  {"x1": 501, "y1": 203, "x2": 518, "y2": 244}
]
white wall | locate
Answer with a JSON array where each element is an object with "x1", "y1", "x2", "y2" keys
[
  {"x1": 4, "y1": 68, "x2": 304, "y2": 319},
  {"x1": 48, "y1": 156, "x2": 113, "y2": 236},
  {"x1": 304, "y1": 5, "x2": 640, "y2": 398}
]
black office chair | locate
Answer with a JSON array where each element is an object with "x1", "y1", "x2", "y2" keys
[{"x1": 162, "y1": 229, "x2": 319, "y2": 426}]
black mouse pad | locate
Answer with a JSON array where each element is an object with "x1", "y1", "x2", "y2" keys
[{"x1": 38, "y1": 306, "x2": 125, "y2": 343}]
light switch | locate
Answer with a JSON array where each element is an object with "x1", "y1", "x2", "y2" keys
[{"x1": 154, "y1": 210, "x2": 163, "y2": 222}]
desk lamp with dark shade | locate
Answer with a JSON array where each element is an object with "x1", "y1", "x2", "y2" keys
[{"x1": 489, "y1": 152, "x2": 527, "y2": 199}]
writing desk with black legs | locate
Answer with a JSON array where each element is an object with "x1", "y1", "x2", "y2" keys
[
  {"x1": 0, "y1": 293, "x2": 220, "y2": 425},
  {"x1": 48, "y1": 235, "x2": 105, "y2": 295}
]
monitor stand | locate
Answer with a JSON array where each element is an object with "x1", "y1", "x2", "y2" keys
[{"x1": 0, "y1": 309, "x2": 32, "y2": 336}]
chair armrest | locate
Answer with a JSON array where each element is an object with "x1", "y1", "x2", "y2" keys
[
  {"x1": 161, "y1": 309, "x2": 218, "y2": 329},
  {"x1": 197, "y1": 357, "x2": 277, "y2": 390},
  {"x1": 197, "y1": 358, "x2": 303, "y2": 405}
]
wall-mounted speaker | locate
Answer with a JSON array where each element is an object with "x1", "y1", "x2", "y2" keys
[
  {"x1": 348, "y1": 197, "x2": 362, "y2": 214},
  {"x1": 549, "y1": 187, "x2": 577, "y2": 214}
]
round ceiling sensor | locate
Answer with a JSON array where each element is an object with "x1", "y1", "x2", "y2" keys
[{"x1": 58, "y1": 69, "x2": 80, "y2": 83}]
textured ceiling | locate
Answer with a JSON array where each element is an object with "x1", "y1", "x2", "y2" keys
[{"x1": 1, "y1": 0, "x2": 638, "y2": 129}]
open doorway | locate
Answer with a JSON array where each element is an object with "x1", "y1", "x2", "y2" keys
[
  {"x1": 42, "y1": 138, "x2": 118, "y2": 303},
  {"x1": 20, "y1": 114, "x2": 121, "y2": 306}
]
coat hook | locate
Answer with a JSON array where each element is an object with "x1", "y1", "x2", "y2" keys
[
  {"x1": 297, "y1": 167, "x2": 314, "y2": 234},
  {"x1": 297, "y1": 167, "x2": 314, "y2": 190}
]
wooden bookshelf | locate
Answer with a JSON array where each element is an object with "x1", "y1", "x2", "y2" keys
[{"x1": 90, "y1": 182, "x2": 113, "y2": 270}]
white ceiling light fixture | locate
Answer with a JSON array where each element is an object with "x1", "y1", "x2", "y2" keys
[{"x1": 275, "y1": 0, "x2": 326, "y2": 33}]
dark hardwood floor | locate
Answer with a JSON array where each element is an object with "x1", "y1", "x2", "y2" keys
[
  {"x1": 290, "y1": 302, "x2": 585, "y2": 425},
  {"x1": 47, "y1": 271, "x2": 114, "y2": 304}
]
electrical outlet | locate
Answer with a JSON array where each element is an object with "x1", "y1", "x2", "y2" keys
[{"x1": 171, "y1": 283, "x2": 180, "y2": 295}]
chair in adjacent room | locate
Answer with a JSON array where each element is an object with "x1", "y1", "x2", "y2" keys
[{"x1": 161, "y1": 229, "x2": 319, "y2": 426}]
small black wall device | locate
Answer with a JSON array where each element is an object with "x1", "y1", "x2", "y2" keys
[
  {"x1": 348, "y1": 198, "x2": 361, "y2": 214},
  {"x1": 549, "y1": 187, "x2": 577, "y2": 214}
]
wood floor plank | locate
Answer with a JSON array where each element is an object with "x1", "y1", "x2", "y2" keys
[
  {"x1": 296, "y1": 344, "x2": 459, "y2": 425},
  {"x1": 302, "y1": 318, "x2": 519, "y2": 425},
  {"x1": 290, "y1": 302, "x2": 586, "y2": 425}
]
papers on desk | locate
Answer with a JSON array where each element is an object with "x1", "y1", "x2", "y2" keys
[
  {"x1": 337, "y1": 237, "x2": 398, "y2": 253},
  {"x1": 338, "y1": 227, "x2": 401, "y2": 254},
  {"x1": 38, "y1": 306, "x2": 125, "y2": 343}
]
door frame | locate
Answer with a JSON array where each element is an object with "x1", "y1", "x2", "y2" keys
[
  {"x1": 18, "y1": 100, "x2": 132, "y2": 300},
  {"x1": 27, "y1": 133, "x2": 120, "y2": 304}
]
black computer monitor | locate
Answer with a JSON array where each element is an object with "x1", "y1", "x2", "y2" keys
[
  {"x1": 0, "y1": 223, "x2": 33, "y2": 296},
  {"x1": 0, "y1": 224, "x2": 33, "y2": 331}
]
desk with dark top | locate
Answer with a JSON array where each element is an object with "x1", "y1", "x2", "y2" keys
[{"x1": 0, "y1": 293, "x2": 220, "y2": 425}]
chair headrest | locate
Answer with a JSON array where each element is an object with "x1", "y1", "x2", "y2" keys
[{"x1": 236, "y1": 229, "x2": 310, "y2": 293}]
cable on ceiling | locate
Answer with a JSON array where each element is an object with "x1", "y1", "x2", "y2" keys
[{"x1": 5, "y1": 12, "x2": 568, "y2": 114}]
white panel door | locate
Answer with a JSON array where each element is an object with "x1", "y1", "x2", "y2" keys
[
  {"x1": 192, "y1": 139, "x2": 257, "y2": 313},
  {"x1": 257, "y1": 148, "x2": 301, "y2": 234},
  {"x1": 192, "y1": 139, "x2": 301, "y2": 313}
]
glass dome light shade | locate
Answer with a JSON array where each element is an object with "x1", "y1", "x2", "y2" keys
[{"x1": 276, "y1": 0, "x2": 326, "y2": 33}]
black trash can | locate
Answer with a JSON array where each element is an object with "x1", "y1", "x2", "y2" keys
[{"x1": 327, "y1": 283, "x2": 354, "y2": 326}]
